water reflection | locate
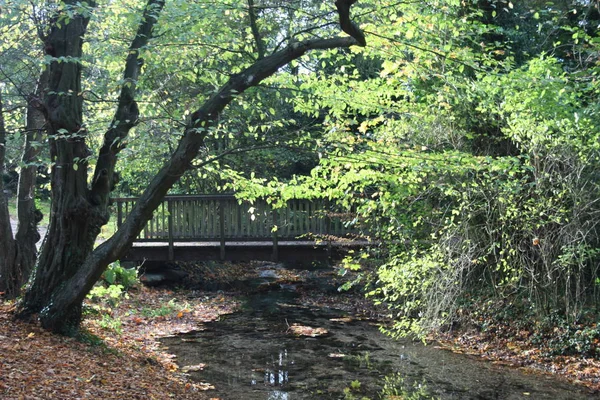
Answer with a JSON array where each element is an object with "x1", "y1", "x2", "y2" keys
[
  {"x1": 267, "y1": 391, "x2": 289, "y2": 400},
  {"x1": 261, "y1": 349, "x2": 290, "y2": 388}
]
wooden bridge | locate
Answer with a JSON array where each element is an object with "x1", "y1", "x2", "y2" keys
[{"x1": 114, "y1": 194, "x2": 368, "y2": 265}]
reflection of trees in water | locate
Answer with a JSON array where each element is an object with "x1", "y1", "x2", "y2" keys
[
  {"x1": 263, "y1": 349, "x2": 290, "y2": 387},
  {"x1": 251, "y1": 348, "x2": 290, "y2": 399}
]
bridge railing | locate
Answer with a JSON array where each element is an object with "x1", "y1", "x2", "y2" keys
[{"x1": 113, "y1": 194, "x2": 359, "y2": 260}]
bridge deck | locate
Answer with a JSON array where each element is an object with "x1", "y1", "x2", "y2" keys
[{"x1": 123, "y1": 240, "x2": 371, "y2": 265}]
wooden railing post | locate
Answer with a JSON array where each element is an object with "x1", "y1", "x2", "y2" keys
[
  {"x1": 117, "y1": 200, "x2": 123, "y2": 229},
  {"x1": 167, "y1": 199, "x2": 174, "y2": 261},
  {"x1": 272, "y1": 207, "x2": 279, "y2": 262},
  {"x1": 325, "y1": 199, "x2": 332, "y2": 259},
  {"x1": 219, "y1": 199, "x2": 226, "y2": 260}
]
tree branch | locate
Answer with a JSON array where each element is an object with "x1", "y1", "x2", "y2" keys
[
  {"x1": 335, "y1": 0, "x2": 366, "y2": 46},
  {"x1": 90, "y1": 0, "x2": 165, "y2": 207},
  {"x1": 248, "y1": 0, "x2": 266, "y2": 60}
]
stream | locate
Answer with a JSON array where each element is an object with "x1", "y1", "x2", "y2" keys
[{"x1": 161, "y1": 264, "x2": 597, "y2": 399}]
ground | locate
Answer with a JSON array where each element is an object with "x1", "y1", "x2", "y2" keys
[
  {"x1": 434, "y1": 318, "x2": 600, "y2": 392},
  {"x1": 0, "y1": 288, "x2": 239, "y2": 400}
]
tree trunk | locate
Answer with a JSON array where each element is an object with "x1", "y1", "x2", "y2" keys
[
  {"x1": 0, "y1": 93, "x2": 18, "y2": 297},
  {"x1": 16, "y1": 3, "x2": 96, "y2": 326},
  {"x1": 0, "y1": 73, "x2": 47, "y2": 299},
  {"x1": 13, "y1": 71, "x2": 49, "y2": 285}
]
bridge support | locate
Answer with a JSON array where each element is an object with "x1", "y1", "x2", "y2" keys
[{"x1": 219, "y1": 200, "x2": 226, "y2": 261}]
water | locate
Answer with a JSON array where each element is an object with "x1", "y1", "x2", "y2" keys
[{"x1": 161, "y1": 288, "x2": 596, "y2": 400}]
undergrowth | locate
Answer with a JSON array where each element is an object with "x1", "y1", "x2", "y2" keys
[{"x1": 455, "y1": 293, "x2": 600, "y2": 358}]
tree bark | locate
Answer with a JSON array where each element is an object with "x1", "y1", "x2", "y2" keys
[
  {"x1": 248, "y1": 0, "x2": 266, "y2": 60},
  {"x1": 16, "y1": 1, "x2": 95, "y2": 326},
  {"x1": 0, "y1": 70, "x2": 47, "y2": 299},
  {"x1": 14, "y1": 71, "x2": 48, "y2": 283}
]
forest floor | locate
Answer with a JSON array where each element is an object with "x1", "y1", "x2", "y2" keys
[
  {"x1": 433, "y1": 302, "x2": 600, "y2": 394},
  {"x1": 1, "y1": 263, "x2": 599, "y2": 398},
  {"x1": 0, "y1": 288, "x2": 240, "y2": 399},
  {"x1": 435, "y1": 328, "x2": 600, "y2": 393}
]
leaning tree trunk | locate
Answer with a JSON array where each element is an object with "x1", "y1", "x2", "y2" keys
[{"x1": 17, "y1": 0, "x2": 365, "y2": 334}]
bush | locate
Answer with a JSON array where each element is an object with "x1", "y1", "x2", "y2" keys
[
  {"x1": 86, "y1": 262, "x2": 138, "y2": 307},
  {"x1": 100, "y1": 261, "x2": 138, "y2": 289}
]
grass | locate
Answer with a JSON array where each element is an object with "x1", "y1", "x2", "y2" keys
[
  {"x1": 138, "y1": 298, "x2": 189, "y2": 318},
  {"x1": 36, "y1": 198, "x2": 51, "y2": 226},
  {"x1": 7, "y1": 197, "x2": 17, "y2": 217}
]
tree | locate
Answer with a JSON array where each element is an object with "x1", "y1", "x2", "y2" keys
[
  {"x1": 0, "y1": 4, "x2": 48, "y2": 299},
  {"x1": 0, "y1": 0, "x2": 367, "y2": 334},
  {"x1": 281, "y1": 0, "x2": 600, "y2": 337}
]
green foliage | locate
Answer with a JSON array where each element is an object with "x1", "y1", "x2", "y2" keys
[
  {"x1": 94, "y1": 313, "x2": 123, "y2": 334},
  {"x1": 139, "y1": 298, "x2": 186, "y2": 318},
  {"x1": 459, "y1": 295, "x2": 600, "y2": 358},
  {"x1": 100, "y1": 261, "x2": 138, "y2": 289},
  {"x1": 545, "y1": 325, "x2": 600, "y2": 357},
  {"x1": 343, "y1": 379, "x2": 369, "y2": 400},
  {"x1": 380, "y1": 373, "x2": 438, "y2": 400},
  {"x1": 532, "y1": 313, "x2": 600, "y2": 357},
  {"x1": 87, "y1": 284, "x2": 126, "y2": 307},
  {"x1": 87, "y1": 262, "x2": 138, "y2": 311},
  {"x1": 84, "y1": 287, "x2": 124, "y2": 334},
  {"x1": 263, "y1": 0, "x2": 600, "y2": 341}
]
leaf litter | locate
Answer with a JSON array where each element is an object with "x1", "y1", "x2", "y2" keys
[{"x1": 0, "y1": 286, "x2": 239, "y2": 399}]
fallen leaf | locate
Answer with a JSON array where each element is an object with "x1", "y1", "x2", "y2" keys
[
  {"x1": 181, "y1": 364, "x2": 206, "y2": 372},
  {"x1": 288, "y1": 323, "x2": 328, "y2": 337}
]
